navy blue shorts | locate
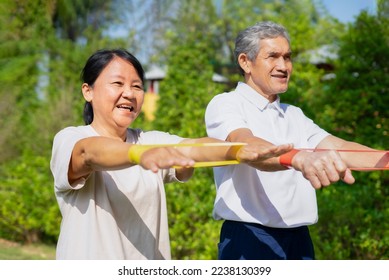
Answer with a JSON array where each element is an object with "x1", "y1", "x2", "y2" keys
[{"x1": 218, "y1": 220, "x2": 315, "y2": 260}]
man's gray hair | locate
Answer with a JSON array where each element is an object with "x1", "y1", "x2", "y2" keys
[{"x1": 234, "y1": 21, "x2": 290, "y2": 75}]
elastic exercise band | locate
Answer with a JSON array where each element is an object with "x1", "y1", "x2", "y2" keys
[
  {"x1": 128, "y1": 142, "x2": 246, "y2": 166},
  {"x1": 279, "y1": 149, "x2": 300, "y2": 167}
]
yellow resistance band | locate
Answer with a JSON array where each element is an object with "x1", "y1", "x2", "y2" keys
[{"x1": 128, "y1": 142, "x2": 247, "y2": 168}]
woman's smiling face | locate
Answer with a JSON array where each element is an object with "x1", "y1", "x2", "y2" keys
[{"x1": 82, "y1": 57, "x2": 145, "y2": 137}]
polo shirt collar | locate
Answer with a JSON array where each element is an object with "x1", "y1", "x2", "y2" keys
[{"x1": 236, "y1": 82, "x2": 285, "y2": 116}]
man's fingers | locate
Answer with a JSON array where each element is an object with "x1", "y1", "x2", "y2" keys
[
  {"x1": 301, "y1": 150, "x2": 355, "y2": 189},
  {"x1": 257, "y1": 143, "x2": 294, "y2": 159},
  {"x1": 341, "y1": 168, "x2": 355, "y2": 184},
  {"x1": 306, "y1": 175, "x2": 323, "y2": 190}
]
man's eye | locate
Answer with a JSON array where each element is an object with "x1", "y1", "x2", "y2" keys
[{"x1": 113, "y1": 81, "x2": 123, "y2": 86}]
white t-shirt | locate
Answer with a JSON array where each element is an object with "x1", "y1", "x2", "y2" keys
[
  {"x1": 50, "y1": 125, "x2": 183, "y2": 259},
  {"x1": 205, "y1": 82, "x2": 330, "y2": 228}
]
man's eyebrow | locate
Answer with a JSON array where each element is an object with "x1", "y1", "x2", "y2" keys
[
  {"x1": 267, "y1": 51, "x2": 280, "y2": 56},
  {"x1": 267, "y1": 51, "x2": 292, "y2": 56}
]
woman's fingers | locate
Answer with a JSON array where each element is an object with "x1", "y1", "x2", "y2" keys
[{"x1": 140, "y1": 147, "x2": 195, "y2": 171}]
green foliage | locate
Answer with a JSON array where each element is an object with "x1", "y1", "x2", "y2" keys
[
  {"x1": 313, "y1": 12, "x2": 389, "y2": 146},
  {"x1": 53, "y1": 0, "x2": 114, "y2": 41},
  {"x1": 0, "y1": 152, "x2": 60, "y2": 243},
  {"x1": 0, "y1": 0, "x2": 134, "y2": 245},
  {"x1": 166, "y1": 170, "x2": 220, "y2": 259},
  {"x1": 312, "y1": 172, "x2": 389, "y2": 259},
  {"x1": 152, "y1": 0, "x2": 225, "y2": 138},
  {"x1": 0, "y1": 0, "x2": 54, "y2": 162},
  {"x1": 149, "y1": 0, "x2": 225, "y2": 259},
  {"x1": 308, "y1": 10, "x2": 389, "y2": 259}
]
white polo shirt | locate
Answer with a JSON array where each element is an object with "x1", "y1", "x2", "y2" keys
[
  {"x1": 205, "y1": 82, "x2": 330, "y2": 228},
  {"x1": 51, "y1": 125, "x2": 183, "y2": 259}
]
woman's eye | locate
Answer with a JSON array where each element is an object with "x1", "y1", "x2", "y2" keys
[{"x1": 133, "y1": 85, "x2": 144, "y2": 90}]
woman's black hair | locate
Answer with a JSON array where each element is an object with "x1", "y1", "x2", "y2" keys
[{"x1": 80, "y1": 48, "x2": 145, "y2": 125}]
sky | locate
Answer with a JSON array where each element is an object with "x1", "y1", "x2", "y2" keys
[{"x1": 321, "y1": 0, "x2": 377, "y2": 22}]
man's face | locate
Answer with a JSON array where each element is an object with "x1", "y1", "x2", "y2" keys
[{"x1": 243, "y1": 36, "x2": 292, "y2": 102}]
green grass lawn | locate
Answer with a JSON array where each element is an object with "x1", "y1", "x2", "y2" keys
[{"x1": 0, "y1": 239, "x2": 55, "y2": 260}]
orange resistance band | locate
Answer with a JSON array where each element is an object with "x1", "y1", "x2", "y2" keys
[{"x1": 279, "y1": 149, "x2": 300, "y2": 167}]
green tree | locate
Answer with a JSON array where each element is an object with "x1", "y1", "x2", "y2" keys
[
  {"x1": 53, "y1": 0, "x2": 113, "y2": 41},
  {"x1": 0, "y1": 0, "x2": 54, "y2": 162},
  {"x1": 149, "y1": 0, "x2": 225, "y2": 259},
  {"x1": 0, "y1": 152, "x2": 59, "y2": 243},
  {"x1": 310, "y1": 10, "x2": 389, "y2": 259},
  {"x1": 0, "y1": 0, "x2": 131, "y2": 243},
  {"x1": 314, "y1": 12, "x2": 388, "y2": 147}
]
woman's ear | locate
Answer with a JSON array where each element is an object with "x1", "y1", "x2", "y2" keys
[
  {"x1": 238, "y1": 53, "x2": 251, "y2": 74},
  {"x1": 82, "y1": 83, "x2": 93, "y2": 102}
]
